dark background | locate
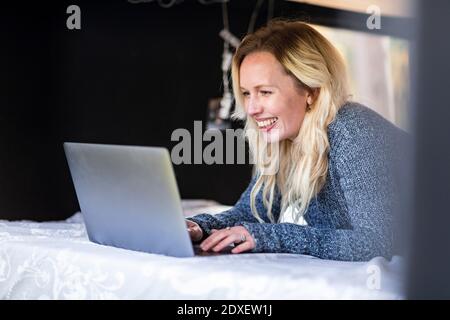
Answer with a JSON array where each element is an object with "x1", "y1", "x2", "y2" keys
[{"x1": 0, "y1": 0, "x2": 413, "y2": 221}]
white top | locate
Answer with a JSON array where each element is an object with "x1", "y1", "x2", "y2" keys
[{"x1": 279, "y1": 205, "x2": 308, "y2": 225}]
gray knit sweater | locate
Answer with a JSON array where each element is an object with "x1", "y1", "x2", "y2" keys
[{"x1": 188, "y1": 102, "x2": 405, "y2": 261}]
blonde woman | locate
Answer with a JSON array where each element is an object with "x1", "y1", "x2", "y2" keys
[{"x1": 186, "y1": 20, "x2": 404, "y2": 261}]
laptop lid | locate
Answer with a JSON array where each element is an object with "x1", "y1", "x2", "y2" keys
[{"x1": 63, "y1": 142, "x2": 194, "y2": 258}]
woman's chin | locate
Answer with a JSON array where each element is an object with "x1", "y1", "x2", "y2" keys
[{"x1": 261, "y1": 128, "x2": 283, "y2": 144}]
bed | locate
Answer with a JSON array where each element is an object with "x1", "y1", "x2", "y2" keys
[{"x1": 0, "y1": 200, "x2": 405, "y2": 299}]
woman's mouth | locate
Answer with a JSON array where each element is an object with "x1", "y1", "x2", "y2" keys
[{"x1": 256, "y1": 117, "x2": 278, "y2": 132}]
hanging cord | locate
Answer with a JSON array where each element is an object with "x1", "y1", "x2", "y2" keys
[
  {"x1": 218, "y1": 0, "x2": 234, "y2": 121},
  {"x1": 247, "y1": 0, "x2": 265, "y2": 34},
  {"x1": 222, "y1": 1, "x2": 230, "y2": 31},
  {"x1": 198, "y1": 0, "x2": 229, "y2": 4},
  {"x1": 267, "y1": 0, "x2": 274, "y2": 21},
  {"x1": 217, "y1": 0, "x2": 274, "y2": 122},
  {"x1": 157, "y1": 0, "x2": 179, "y2": 8}
]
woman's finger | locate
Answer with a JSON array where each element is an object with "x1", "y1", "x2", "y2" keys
[
  {"x1": 231, "y1": 240, "x2": 254, "y2": 254},
  {"x1": 200, "y1": 230, "x2": 230, "y2": 251},
  {"x1": 211, "y1": 234, "x2": 241, "y2": 252},
  {"x1": 187, "y1": 223, "x2": 203, "y2": 242}
]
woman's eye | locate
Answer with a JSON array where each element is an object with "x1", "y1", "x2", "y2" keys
[
  {"x1": 260, "y1": 90, "x2": 272, "y2": 96},
  {"x1": 242, "y1": 92, "x2": 250, "y2": 97}
]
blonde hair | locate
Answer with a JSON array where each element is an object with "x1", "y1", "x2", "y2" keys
[{"x1": 231, "y1": 20, "x2": 350, "y2": 223}]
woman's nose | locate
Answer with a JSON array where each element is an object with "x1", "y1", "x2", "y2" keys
[{"x1": 246, "y1": 97, "x2": 263, "y2": 116}]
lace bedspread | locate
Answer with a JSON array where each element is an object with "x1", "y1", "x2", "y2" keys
[{"x1": 0, "y1": 201, "x2": 405, "y2": 299}]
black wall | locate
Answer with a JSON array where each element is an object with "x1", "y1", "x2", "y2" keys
[
  {"x1": 1, "y1": 0, "x2": 269, "y2": 221},
  {"x1": 0, "y1": 0, "x2": 414, "y2": 221}
]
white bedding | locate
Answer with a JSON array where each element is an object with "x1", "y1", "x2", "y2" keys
[{"x1": 0, "y1": 201, "x2": 405, "y2": 300}]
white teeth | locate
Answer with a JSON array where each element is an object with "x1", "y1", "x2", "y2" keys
[{"x1": 256, "y1": 117, "x2": 278, "y2": 128}]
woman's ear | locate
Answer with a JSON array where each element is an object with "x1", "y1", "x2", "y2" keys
[{"x1": 306, "y1": 88, "x2": 320, "y2": 106}]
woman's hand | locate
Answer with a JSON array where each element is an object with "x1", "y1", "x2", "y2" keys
[
  {"x1": 200, "y1": 226, "x2": 255, "y2": 254},
  {"x1": 186, "y1": 220, "x2": 203, "y2": 242}
]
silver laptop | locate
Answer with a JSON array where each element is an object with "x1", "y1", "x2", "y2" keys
[{"x1": 64, "y1": 142, "x2": 202, "y2": 258}]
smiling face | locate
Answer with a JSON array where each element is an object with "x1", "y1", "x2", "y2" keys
[{"x1": 239, "y1": 51, "x2": 312, "y2": 143}]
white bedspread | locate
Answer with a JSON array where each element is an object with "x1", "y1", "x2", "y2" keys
[{"x1": 0, "y1": 201, "x2": 405, "y2": 300}]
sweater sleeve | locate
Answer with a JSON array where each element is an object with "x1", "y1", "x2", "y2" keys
[
  {"x1": 187, "y1": 175, "x2": 281, "y2": 236},
  {"x1": 237, "y1": 125, "x2": 396, "y2": 261}
]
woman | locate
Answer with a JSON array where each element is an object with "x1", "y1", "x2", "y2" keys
[{"x1": 186, "y1": 20, "x2": 404, "y2": 261}]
